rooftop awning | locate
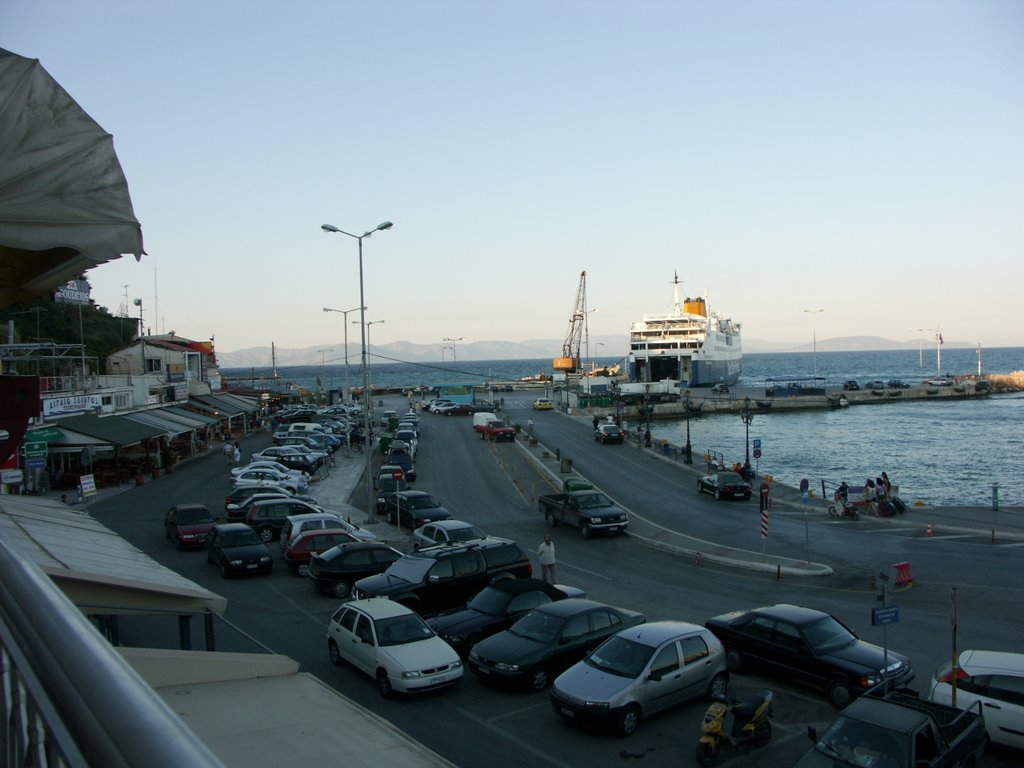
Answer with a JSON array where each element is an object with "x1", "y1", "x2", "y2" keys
[
  {"x1": 189, "y1": 396, "x2": 244, "y2": 417},
  {"x1": 214, "y1": 393, "x2": 259, "y2": 413},
  {"x1": 163, "y1": 405, "x2": 217, "y2": 426},
  {"x1": 53, "y1": 413, "x2": 165, "y2": 447},
  {"x1": 123, "y1": 410, "x2": 191, "y2": 437}
]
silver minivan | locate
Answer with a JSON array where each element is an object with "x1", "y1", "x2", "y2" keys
[
  {"x1": 550, "y1": 621, "x2": 728, "y2": 737},
  {"x1": 280, "y1": 512, "x2": 376, "y2": 552}
]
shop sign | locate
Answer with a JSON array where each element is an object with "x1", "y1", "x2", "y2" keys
[
  {"x1": 1, "y1": 469, "x2": 24, "y2": 484},
  {"x1": 43, "y1": 394, "x2": 103, "y2": 417},
  {"x1": 54, "y1": 279, "x2": 91, "y2": 305},
  {"x1": 25, "y1": 441, "x2": 48, "y2": 459}
]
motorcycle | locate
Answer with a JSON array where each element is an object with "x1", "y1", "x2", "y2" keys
[
  {"x1": 695, "y1": 690, "x2": 773, "y2": 766},
  {"x1": 827, "y1": 484, "x2": 859, "y2": 520}
]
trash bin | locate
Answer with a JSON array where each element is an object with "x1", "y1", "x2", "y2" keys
[
  {"x1": 661, "y1": 440, "x2": 670, "y2": 456},
  {"x1": 560, "y1": 458, "x2": 573, "y2": 473},
  {"x1": 379, "y1": 436, "x2": 392, "y2": 455}
]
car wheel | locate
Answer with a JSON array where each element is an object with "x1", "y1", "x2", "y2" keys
[
  {"x1": 743, "y1": 494, "x2": 752, "y2": 501},
  {"x1": 828, "y1": 680, "x2": 854, "y2": 709},
  {"x1": 753, "y1": 719, "x2": 772, "y2": 746},
  {"x1": 697, "y1": 481, "x2": 703, "y2": 494},
  {"x1": 296, "y1": 563, "x2": 310, "y2": 577},
  {"x1": 725, "y1": 648, "x2": 742, "y2": 673},
  {"x1": 707, "y1": 672, "x2": 728, "y2": 699},
  {"x1": 695, "y1": 740, "x2": 719, "y2": 766},
  {"x1": 376, "y1": 669, "x2": 394, "y2": 698},
  {"x1": 328, "y1": 639, "x2": 342, "y2": 666},
  {"x1": 545, "y1": 511, "x2": 557, "y2": 528},
  {"x1": 258, "y1": 527, "x2": 274, "y2": 543},
  {"x1": 387, "y1": 512, "x2": 396, "y2": 525},
  {"x1": 580, "y1": 523, "x2": 591, "y2": 539},
  {"x1": 616, "y1": 704, "x2": 642, "y2": 737},
  {"x1": 219, "y1": 563, "x2": 229, "y2": 579},
  {"x1": 329, "y1": 580, "x2": 351, "y2": 599},
  {"x1": 528, "y1": 666, "x2": 549, "y2": 691},
  {"x1": 714, "y1": 489, "x2": 721, "y2": 500}
]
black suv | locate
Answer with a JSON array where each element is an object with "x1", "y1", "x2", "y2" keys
[
  {"x1": 352, "y1": 538, "x2": 533, "y2": 616},
  {"x1": 386, "y1": 490, "x2": 452, "y2": 529}
]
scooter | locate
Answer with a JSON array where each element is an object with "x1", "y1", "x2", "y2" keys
[
  {"x1": 827, "y1": 484, "x2": 859, "y2": 520},
  {"x1": 695, "y1": 690, "x2": 773, "y2": 766}
]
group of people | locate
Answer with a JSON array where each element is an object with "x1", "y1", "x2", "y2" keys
[{"x1": 861, "y1": 471, "x2": 894, "y2": 516}]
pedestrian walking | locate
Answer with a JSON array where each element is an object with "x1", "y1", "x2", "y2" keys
[
  {"x1": 223, "y1": 442, "x2": 233, "y2": 463},
  {"x1": 232, "y1": 441, "x2": 241, "y2": 465},
  {"x1": 537, "y1": 534, "x2": 556, "y2": 583},
  {"x1": 526, "y1": 418, "x2": 534, "y2": 438},
  {"x1": 592, "y1": 415, "x2": 600, "y2": 431}
]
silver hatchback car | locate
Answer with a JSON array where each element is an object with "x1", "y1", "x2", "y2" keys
[{"x1": 550, "y1": 620, "x2": 728, "y2": 737}]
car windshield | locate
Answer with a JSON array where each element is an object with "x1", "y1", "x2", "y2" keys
[
  {"x1": 447, "y1": 526, "x2": 484, "y2": 542},
  {"x1": 375, "y1": 614, "x2": 435, "y2": 647},
  {"x1": 585, "y1": 636, "x2": 654, "y2": 679},
  {"x1": 466, "y1": 586, "x2": 512, "y2": 616},
  {"x1": 177, "y1": 507, "x2": 212, "y2": 524},
  {"x1": 719, "y1": 473, "x2": 745, "y2": 485},
  {"x1": 385, "y1": 555, "x2": 434, "y2": 583},
  {"x1": 816, "y1": 718, "x2": 907, "y2": 768},
  {"x1": 803, "y1": 615, "x2": 857, "y2": 654},
  {"x1": 577, "y1": 493, "x2": 612, "y2": 509},
  {"x1": 509, "y1": 610, "x2": 564, "y2": 643},
  {"x1": 407, "y1": 495, "x2": 438, "y2": 509},
  {"x1": 221, "y1": 530, "x2": 261, "y2": 547}
]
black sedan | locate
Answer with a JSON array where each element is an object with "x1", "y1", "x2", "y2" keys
[
  {"x1": 386, "y1": 490, "x2": 452, "y2": 529},
  {"x1": 468, "y1": 599, "x2": 645, "y2": 691},
  {"x1": 428, "y1": 578, "x2": 586, "y2": 657},
  {"x1": 594, "y1": 424, "x2": 624, "y2": 444},
  {"x1": 697, "y1": 471, "x2": 752, "y2": 500},
  {"x1": 841, "y1": 380, "x2": 860, "y2": 391},
  {"x1": 704, "y1": 603, "x2": 914, "y2": 708},
  {"x1": 205, "y1": 523, "x2": 273, "y2": 578},
  {"x1": 308, "y1": 541, "x2": 403, "y2": 598}
]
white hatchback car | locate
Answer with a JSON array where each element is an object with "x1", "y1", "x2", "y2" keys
[
  {"x1": 413, "y1": 520, "x2": 486, "y2": 550},
  {"x1": 326, "y1": 598, "x2": 463, "y2": 697},
  {"x1": 928, "y1": 649, "x2": 1024, "y2": 750}
]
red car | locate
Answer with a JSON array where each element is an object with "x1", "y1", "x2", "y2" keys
[
  {"x1": 282, "y1": 529, "x2": 358, "y2": 576},
  {"x1": 164, "y1": 504, "x2": 217, "y2": 549}
]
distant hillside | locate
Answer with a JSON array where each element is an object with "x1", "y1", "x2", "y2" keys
[{"x1": 216, "y1": 334, "x2": 971, "y2": 368}]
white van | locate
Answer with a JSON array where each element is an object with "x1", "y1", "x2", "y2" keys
[
  {"x1": 472, "y1": 412, "x2": 498, "y2": 433},
  {"x1": 287, "y1": 422, "x2": 330, "y2": 436}
]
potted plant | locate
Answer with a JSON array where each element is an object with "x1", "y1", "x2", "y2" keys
[{"x1": 160, "y1": 445, "x2": 176, "y2": 474}]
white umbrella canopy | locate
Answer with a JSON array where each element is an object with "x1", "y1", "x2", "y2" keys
[{"x1": 0, "y1": 47, "x2": 143, "y2": 307}]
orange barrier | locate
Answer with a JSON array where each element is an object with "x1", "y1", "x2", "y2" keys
[{"x1": 893, "y1": 561, "x2": 913, "y2": 586}]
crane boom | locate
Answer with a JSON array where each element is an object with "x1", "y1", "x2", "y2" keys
[{"x1": 553, "y1": 270, "x2": 586, "y2": 372}]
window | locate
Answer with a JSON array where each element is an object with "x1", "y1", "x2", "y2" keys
[
  {"x1": 590, "y1": 610, "x2": 614, "y2": 634},
  {"x1": 373, "y1": 549, "x2": 401, "y2": 567},
  {"x1": 681, "y1": 635, "x2": 710, "y2": 664},
  {"x1": 485, "y1": 544, "x2": 525, "y2": 569},
  {"x1": 650, "y1": 642, "x2": 680, "y2": 676},
  {"x1": 338, "y1": 608, "x2": 357, "y2": 633},
  {"x1": 345, "y1": 550, "x2": 373, "y2": 567},
  {"x1": 429, "y1": 559, "x2": 454, "y2": 580},
  {"x1": 562, "y1": 614, "x2": 590, "y2": 641},
  {"x1": 508, "y1": 592, "x2": 551, "y2": 614},
  {"x1": 354, "y1": 615, "x2": 373, "y2": 644},
  {"x1": 454, "y1": 553, "x2": 481, "y2": 577},
  {"x1": 745, "y1": 617, "x2": 774, "y2": 641},
  {"x1": 773, "y1": 622, "x2": 803, "y2": 651},
  {"x1": 988, "y1": 674, "x2": 1024, "y2": 706}
]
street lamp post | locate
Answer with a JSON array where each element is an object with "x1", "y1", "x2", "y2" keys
[
  {"x1": 132, "y1": 298, "x2": 145, "y2": 375},
  {"x1": 804, "y1": 308, "x2": 824, "y2": 379},
  {"x1": 323, "y1": 305, "x2": 364, "y2": 401},
  {"x1": 443, "y1": 337, "x2": 464, "y2": 362},
  {"x1": 683, "y1": 390, "x2": 693, "y2": 464},
  {"x1": 317, "y1": 348, "x2": 333, "y2": 405},
  {"x1": 321, "y1": 221, "x2": 393, "y2": 522},
  {"x1": 584, "y1": 308, "x2": 598, "y2": 371},
  {"x1": 741, "y1": 396, "x2": 754, "y2": 468}
]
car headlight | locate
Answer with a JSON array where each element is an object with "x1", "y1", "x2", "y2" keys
[
  {"x1": 401, "y1": 670, "x2": 423, "y2": 679},
  {"x1": 450, "y1": 659, "x2": 463, "y2": 669},
  {"x1": 591, "y1": 517, "x2": 604, "y2": 523},
  {"x1": 583, "y1": 700, "x2": 610, "y2": 710},
  {"x1": 260, "y1": 556, "x2": 271, "y2": 563},
  {"x1": 495, "y1": 662, "x2": 520, "y2": 672},
  {"x1": 229, "y1": 559, "x2": 243, "y2": 566}
]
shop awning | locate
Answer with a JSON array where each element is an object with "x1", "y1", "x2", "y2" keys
[
  {"x1": 53, "y1": 413, "x2": 165, "y2": 448},
  {"x1": 163, "y1": 405, "x2": 217, "y2": 426},
  {"x1": 189, "y1": 396, "x2": 243, "y2": 417},
  {"x1": 123, "y1": 411, "x2": 191, "y2": 437},
  {"x1": 214, "y1": 393, "x2": 259, "y2": 413},
  {"x1": 25, "y1": 425, "x2": 65, "y2": 442}
]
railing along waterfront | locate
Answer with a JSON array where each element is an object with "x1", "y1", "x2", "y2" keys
[{"x1": 0, "y1": 538, "x2": 225, "y2": 768}]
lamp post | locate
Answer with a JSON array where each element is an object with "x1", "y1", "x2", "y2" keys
[
  {"x1": 323, "y1": 305, "x2": 364, "y2": 401},
  {"x1": 584, "y1": 308, "x2": 598, "y2": 371},
  {"x1": 683, "y1": 390, "x2": 693, "y2": 464},
  {"x1": 443, "y1": 336, "x2": 464, "y2": 362},
  {"x1": 132, "y1": 298, "x2": 145, "y2": 375},
  {"x1": 322, "y1": 220, "x2": 393, "y2": 522},
  {"x1": 803, "y1": 308, "x2": 824, "y2": 379},
  {"x1": 741, "y1": 396, "x2": 754, "y2": 468},
  {"x1": 317, "y1": 348, "x2": 333, "y2": 405}
]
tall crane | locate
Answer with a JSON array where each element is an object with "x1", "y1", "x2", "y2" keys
[{"x1": 553, "y1": 271, "x2": 586, "y2": 372}]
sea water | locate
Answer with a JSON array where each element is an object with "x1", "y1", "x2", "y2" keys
[{"x1": 224, "y1": 346, "x2": 1023, "y2": 507}]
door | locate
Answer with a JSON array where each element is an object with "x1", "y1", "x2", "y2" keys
[
  {"x1": 347, "y1": 612, "x2": 377, "y2": 675},
  {"x1": 641, "y1": 640, "x2": 688, "y2": 715}
]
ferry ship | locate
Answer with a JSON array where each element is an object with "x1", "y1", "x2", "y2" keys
[{"x1": 627, "y1": 273, "x2": 742, "y2": 387}]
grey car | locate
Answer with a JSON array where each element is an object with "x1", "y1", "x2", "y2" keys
[{"x1": 550, "y1": 621, "x2": 728, "y2": 737}]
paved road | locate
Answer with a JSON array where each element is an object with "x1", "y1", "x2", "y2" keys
[{"x1": 84, "y1": 395, "x2": 1024, "y2": 767}]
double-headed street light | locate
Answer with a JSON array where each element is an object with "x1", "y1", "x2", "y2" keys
[
  {"x1": 323, "y1": 305, "x2": 364, "y2": 401},
  {"x1": 443, "y1": 336, "x2": 464, "y2": 363},
  {"x1": 741, "y1": 396, "x2": 754, "y2": 468},
  {"x1": 321, "y1": 221, "x2": 393, "y2": 522}
]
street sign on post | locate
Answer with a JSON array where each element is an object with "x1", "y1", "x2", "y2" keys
[{"x1": 25, "y1": 441, "x2": 48, "y2": 459}]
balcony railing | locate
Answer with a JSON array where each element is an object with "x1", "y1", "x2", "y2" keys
[{"x1": 0, "y1": 537, "x2": 224, "y2": 768}]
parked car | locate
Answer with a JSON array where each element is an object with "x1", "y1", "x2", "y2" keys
[
  {"x1": 710, "y1": 383, "x2": 729, "y2": 395},
  {"x1": 276, "y1": 435, "x2": 334, "y2": 457},
  {"x1": 380, "y1": 409, "x2": 398, "y2": 427},
  {"x1": 705, "y1": 603, "x2": 914, "y2": 708},
  {"x1": 550, "y1": 621, "x2": 728, "y2": 737},
  {"x1": 309, "y1": 541, "x2": 404, "y2": 598},
  {"x1": 375, "y1": 473, "x2": 409, "y2": 513},
  {"x1": 394, "y1": 427, "x2": 418, "y2": 456},
  {"x1": 841, "y1": 380, "x2": 860, "y2": 391},
  {"x1": 928, "y1": 649, "x2": 1024, "y2": 749},
  {"x1": 230, "y1": 467, "x2": 308, "y2": 494},
  {"x1": 352, "y1": 537, "x2": 533, "y2": 616},
  {"x1": 928, "y1": 376, "x2": 956, "y2": 387},
  {"x1": 413, "y1": 520, "x2": 485, "y2": 550},
  {"x1": 437, "y1": 403, "x2": 474, "y2": 416},
  {"x1": 887, "y1": 379, "x2": 911, "y2": 389},
  {"x1": 225, "y1": 490, "x2": 318, "y2": 521},
  {"x1": 326, "y1": 598, "x2": 463, "y2": 697},
  {"x1": 230, "y1": 460, "x2": 309, "y2": 483},
  {"x1": 864, "y1": 380, "x2": 885, "y2": 390},
  {"x1": 697, "y1": 471, "x2": 752, "y2": 500},
  {"x1": 251, "y1": 446, "x2": 324, "y2": 471},
  {"x1": 164, "y1": 503, "x2": 216, "y2": 549},
  {"x1": 468, "y1": 599, "x2": 645, "y2": 691},
  {"x1": 282, "y1": 528, "x2": 358, "y2": 575},
  {"x1": 224, "y1": 484, "x2": 309, "y2": 513},
  {"x1": 533, "y1": 398, "x2": 554, "y2": 411},
  {"x1": 385, "y1": 449, "x2": 416, "y2": 481},
  {"x1": 428, "y1": 578, "x2": 585, "y2": 657},
  {"x1": 206, "y1": 523, "x2": 273, "y2": 578},
  {"x1": 280, "y1": 512, "x2": 376, "y2": 551},
  {"x1": 595, "y1": 423, "x2": 624, "y2": 444},
  {"x1": 427, "y1": 399, "x2": 455, "y2": 413},
  {"x1": 245, "y1": 498, "x2": 323, "y2": 542},
  {"x1": 387, "y1": 490, "x2": 453, "y2": 529}
]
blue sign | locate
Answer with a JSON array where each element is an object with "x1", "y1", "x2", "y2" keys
[
  {"x1": 26, "y1": 458, "x2": 47, "y2": 469},
  {"x1": 753, "y1": 438, "x2": 761, "y2": 450},
  {"x1": 872, "y1": 606, "x2": 900, "y2": 626}
]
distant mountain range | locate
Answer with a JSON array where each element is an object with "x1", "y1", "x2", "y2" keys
[{"x1": 216, "y1": 335, "x2": 969, "y2": 369}]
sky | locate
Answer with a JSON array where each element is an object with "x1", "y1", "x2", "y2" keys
[{"x1": 4, "y1": 1, "x2": 1022, "y2": 362}]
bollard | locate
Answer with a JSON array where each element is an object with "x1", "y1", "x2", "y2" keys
[
  {"x1": 776, "y1": 564, "x2": 782, "y2": 581},
  {"x1": 992, "y1": 482, "x2": 1000, "y2": 511},
  {"x1": 893, "y1": 561, "x2": 913, "y2": 586}
]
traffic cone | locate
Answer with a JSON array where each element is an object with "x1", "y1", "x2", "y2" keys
[{"x1": 926, "y1": 523, "x2": 933, "y2": 537}]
